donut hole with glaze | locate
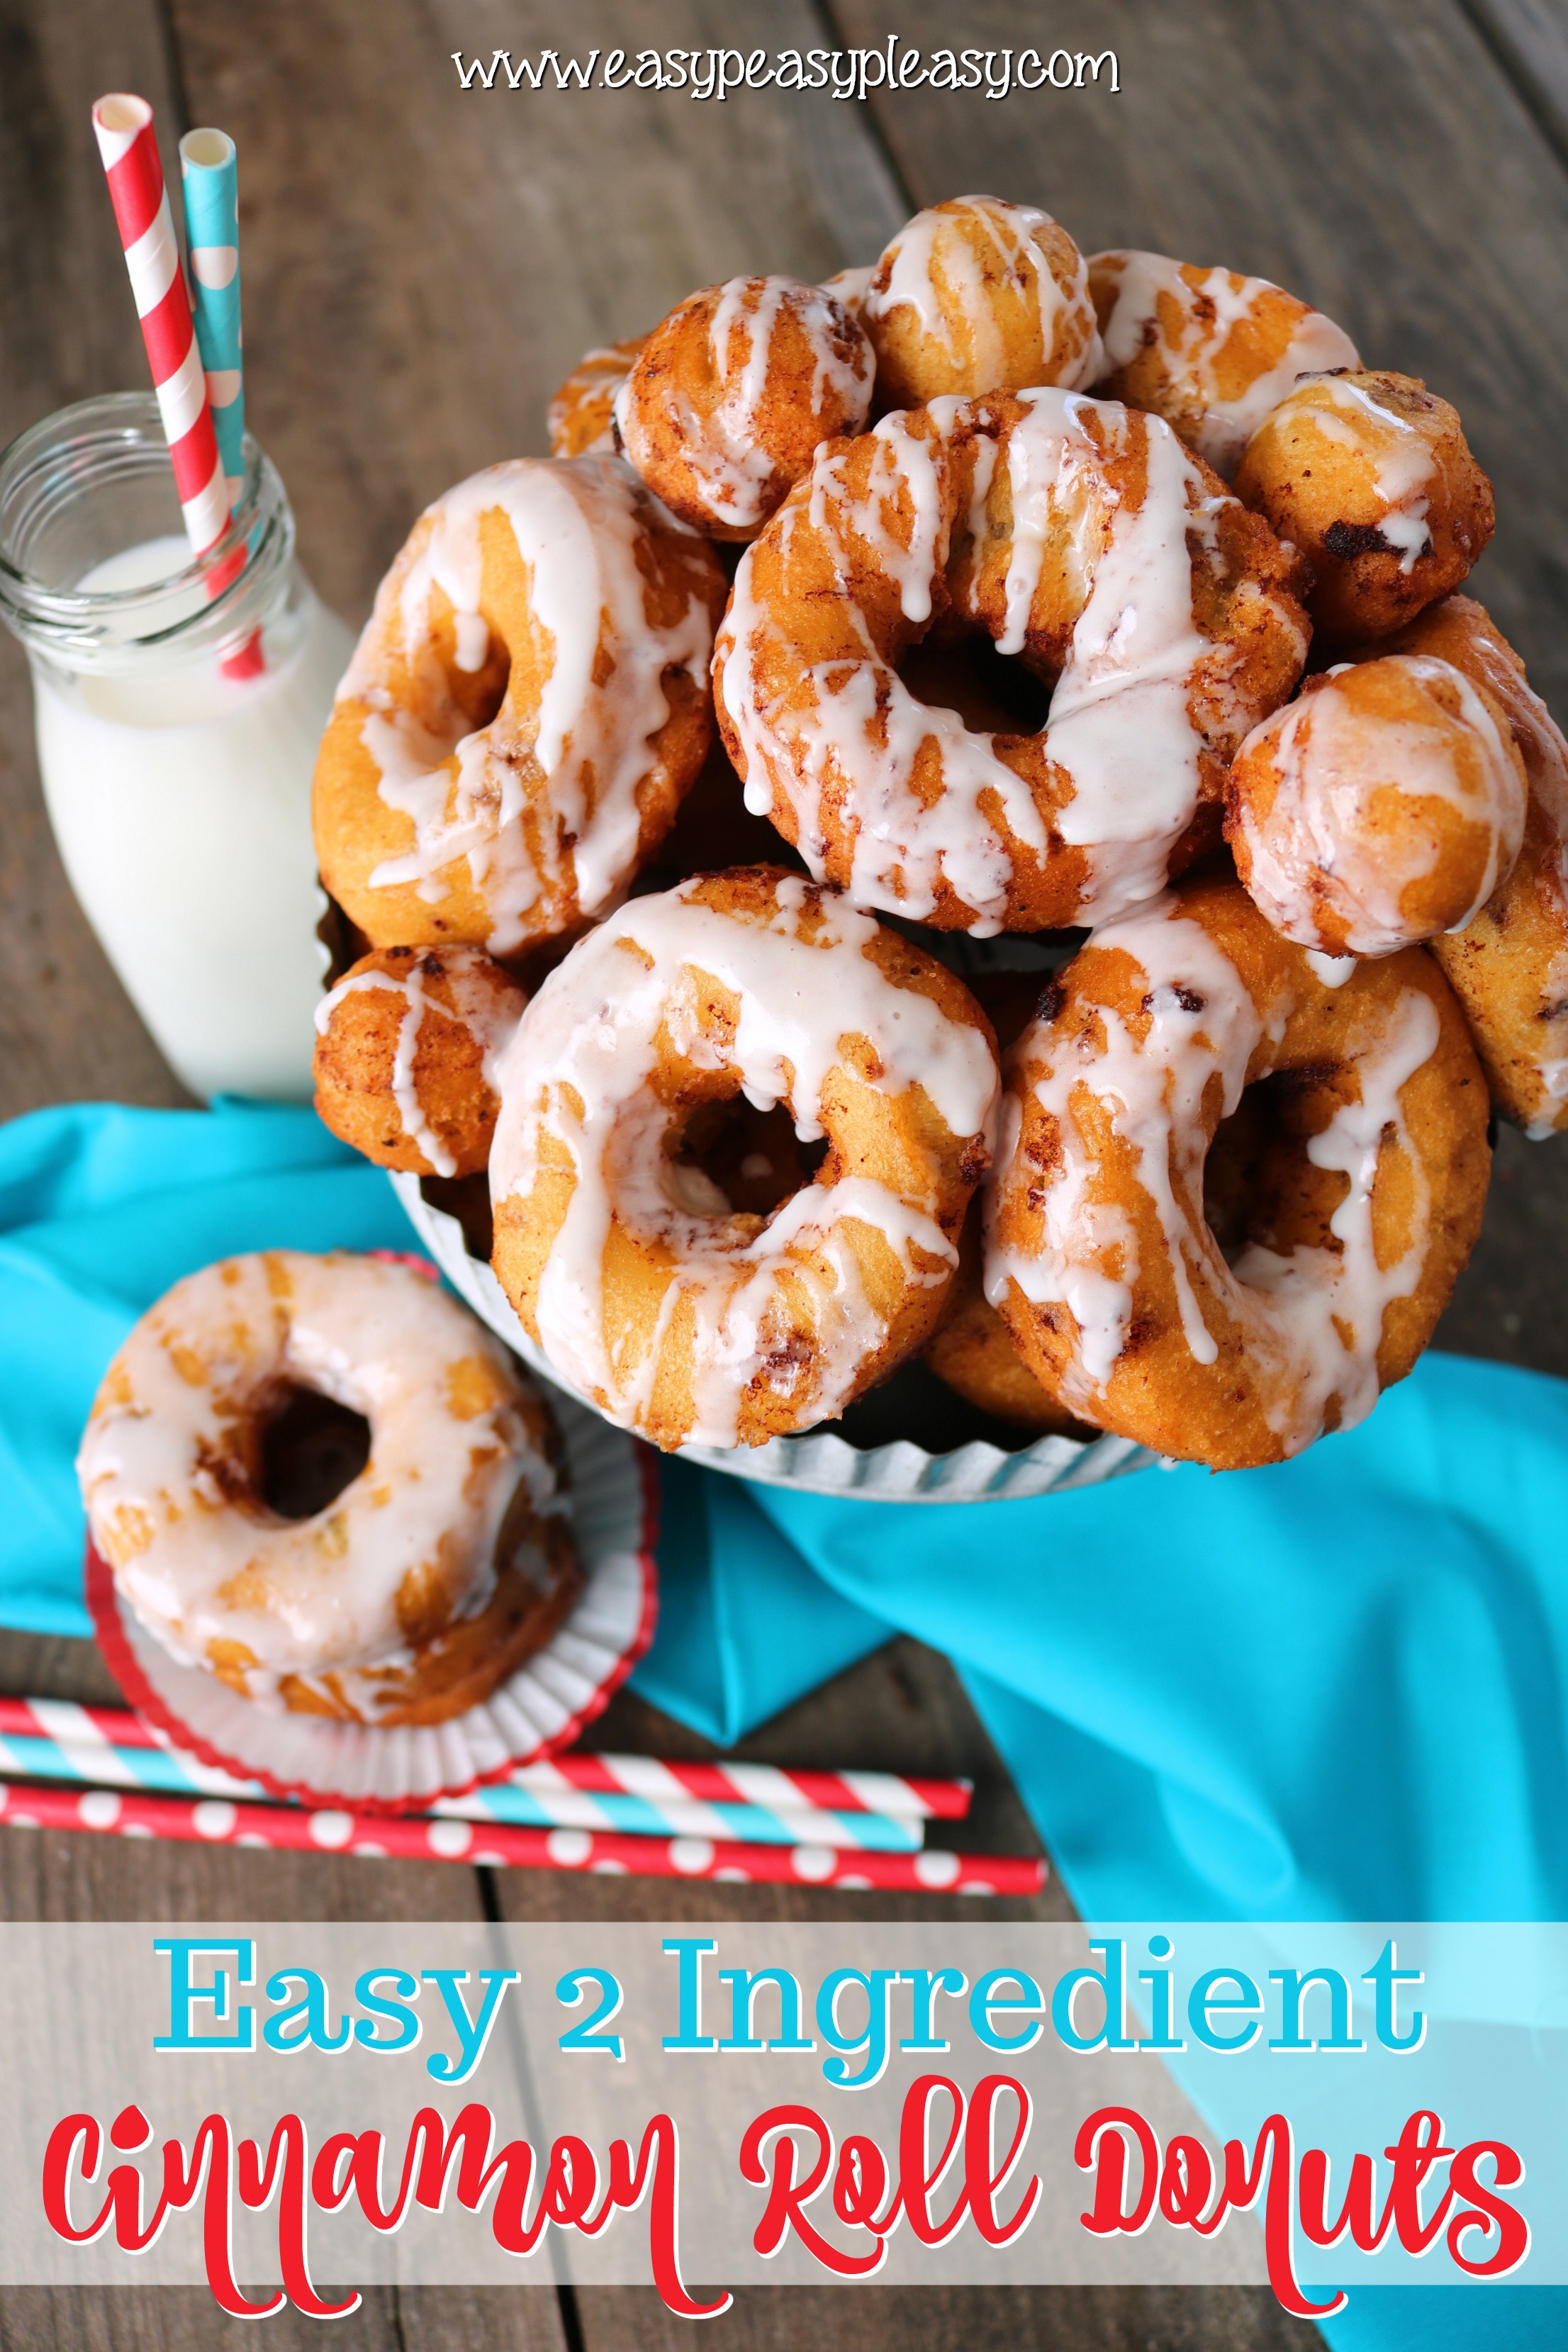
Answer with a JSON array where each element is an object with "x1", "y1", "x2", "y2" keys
[{"x1": 254, "y1": 1384, "x2": 372, "y2": 1521}]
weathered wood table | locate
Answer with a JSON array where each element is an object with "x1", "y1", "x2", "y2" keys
[{"x1": 2, "y1": 4, "x2": 1565, "y2": 2344}]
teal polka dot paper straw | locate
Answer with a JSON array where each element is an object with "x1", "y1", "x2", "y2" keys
[{"x1": 178, "y1": 128, "x2": 243, "y2": 505}]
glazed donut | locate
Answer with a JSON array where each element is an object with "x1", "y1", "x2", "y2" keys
[
  {"x1": 715, "y1": 390, "x2": 1309, "y2": 933},
  {"x1": 1377, "y1": 595, "x2": 1568, "y2": 1136},
  {"x1": 1233, "y1": 370, "x2": 1494, "y2": 640},
  {"x1": 313, "y1": 944, "x2": 528, "y2": 1177},
  {"x1": 986, "y1": 870, "x2": 1490, "y2": 1469},
  {"x1": 489, "y1": 867, "x2": 999, "y2": 1450},
  {"x1": 77, "y1": 1253, "x2": 581, "y2": 1725},
  {"x1": 313, "y1": 457, "x2": 727, "y2": 956},
  {"x1": 1088, "y1": 250, "x2": 1360, "y2": 478},
  {"x1": 612, "y1": 276, "x2": 873, "y2": 539},
  {"x1": 860, "y1": 196, "x2": 1101, "y2": 404},
  {"x1": 1226, "y1": 654, "x2": 1526, "y2": 957},
  {"x1": 547, "y1": 337, "x2": 647, "y2": 457}
]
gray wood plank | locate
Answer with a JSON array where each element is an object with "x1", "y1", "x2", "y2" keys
[
  {"x1": 573, "y1": 2283, "x2": 1324, "y2": 2352},
  {"x1": 1462, "y1": 0, "x2": 1568, "y2": 168},
  {"x1": 0, "y1": 2285, "x2": 566, "y2": 2352}
]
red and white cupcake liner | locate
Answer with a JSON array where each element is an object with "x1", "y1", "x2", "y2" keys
[{"x1": 87, "y1": 1390, "x2": 659, "y2": 1813}]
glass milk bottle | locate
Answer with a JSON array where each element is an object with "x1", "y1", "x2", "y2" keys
[{"x1": 0, "y1": 392, "x2": 353, "y2": 1100}]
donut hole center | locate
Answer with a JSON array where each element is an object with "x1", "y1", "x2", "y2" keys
[
  {"x1": 424, "y1": 600, "x2": 510, "y2": 747},
  {"x1": 257, "y1": 1386, "x2": 372, "y2": 1521},
  {"x1": 896, "y1": 629, "x2": 1053, "y2": 736},
  {"x1": 668, "y1": 1094, "x2": 828, "y2": 1218},
  {"x1": 1206, "y1": 1067, "x2": 1353, "y2": 1259}
]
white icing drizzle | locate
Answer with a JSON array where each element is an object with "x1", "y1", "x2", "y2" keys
[
  {"x1": 717, "y1": 389, "x2": 1253, "y2": 934},
  {"x1": 986, "y1": 898, "x2": 1443, "y2": 1455},
  {"x1": 866, "y1": 196, "x2": 1101, "y2": 392},
  {"x1": 1235, "y1": 657, "x2": 1525, "y2": 956},
  {"x1": 315, "y1": 950, "x2": 524, "y2": 1177},
  {"x1": 1290, "y1": 374, "x2": 1438, "y2": 570},
  {"x1": 77, "y1": 1253, "x2": 563, "y2": 1713},
  {"x1": 616, "y1": 276, "x2": 872, "y2": 534},
  {"x1": 489, "y1": 876, "x2": 997, "y2": 1446},
  {"x1": 820, "y1": 262, "x2": 875, "y2": 318},
  {"x1": 335, "y1": 457, "x2": 714, "y2": 953},
  {"x1": 1090, "y1": 250, "x2": 1360, "y2": 477}
]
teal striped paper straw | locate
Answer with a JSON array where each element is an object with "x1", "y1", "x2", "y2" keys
[{"x1": 179, "y1": 127, "x2": 243, "y2": 504}]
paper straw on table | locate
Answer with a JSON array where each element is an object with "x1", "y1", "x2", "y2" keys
[
  {"x1": 509, "y1": 1753, "x2": 973, "y2": 1822},
  {"x1": 0, "y1": 1701, "x2": 939, "y2": 1852},
  {"x1": 0, "y1": 1776, "x2": 1044, "y2": 1895},
  {"x1": 0, "y1": 1729, "x2": 920, "y2": 1854},
  {"x1": 179, "y1": 128, "x2": 245, "y2": 506}
]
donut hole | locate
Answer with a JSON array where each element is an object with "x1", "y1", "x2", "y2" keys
[
  {"x1": 668, "y1": 1094, "x2": 828, "y2": 1218},
  {"x1": 257, "y1": 1385, "x2": 372, "y2": 1521},
  {"x1": 897, "y1": 630, "x2": 1053, "y2": 737},
  {"x1": 1204, "y1": 1065, "x2": 1355, "y2": 1259},
  {"x1": 418, "y1": 599, "x2": 511, "y2": 746}
]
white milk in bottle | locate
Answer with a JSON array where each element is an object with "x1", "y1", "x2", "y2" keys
[{"x1": 0, "y1": 393, "x2": 352, "y2": 1100}]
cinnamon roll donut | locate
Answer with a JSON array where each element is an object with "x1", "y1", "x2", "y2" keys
[
  {"x1": 77, "y1": 1253, "x2": 581, "y2": 1725},
  {"x1": 1226, "y1": 654, "x2": 1526, "y2": 957},
  {"x1": 313, "y1": 457, "x2": 726, "y2": 957},
  {"x1": 547, "y1": 336, "x2": 647, "y2": 457},
  {"x1": 1233, "y1": 370, "x2": 1494, "y2": 640},
  {"x1": 715, "y1": 391, "x2": 1309, "y2": 933},
  {"x1": 489, "y1": 867, "x2": 999, "y2": 1450},
  {"x1": 1379, "y1": 595, "x2": 1568, "y2": 1136},
  {"x1": 1088, "y1": 250, "x2": 1360, "y2": 478},
  {"x1": 613, "y1": 276, "x2": 873, "y2": 539},
  {"x1": 987, "y1": 870, "x2": 1489, "y2": 1469},
  {"x1": 313, "y1": 943, "x2": 527, "y2": 1177},
  {"x1": 860, "y1": 196, "x2": 1101, "y2": 404}
]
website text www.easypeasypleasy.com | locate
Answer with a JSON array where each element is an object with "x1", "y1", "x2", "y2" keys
[{"x1": 450, "y1": 41, "x2": 1120, "y2": 103}]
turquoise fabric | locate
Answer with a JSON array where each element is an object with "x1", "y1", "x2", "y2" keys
[{"x1": 1, "y1": 1098, "x2": 1563, "y2": 2343}]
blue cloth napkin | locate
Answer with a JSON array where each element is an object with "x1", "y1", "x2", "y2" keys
[{"x1": 2, "y1": 1098, "x2": 1564, "y2": 2346}]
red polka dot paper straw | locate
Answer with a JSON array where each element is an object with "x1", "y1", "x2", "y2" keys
[
  {"x1": 0, "y1": 1776, "x2": 1044, "y2": 1897},
  {"x1": 91, "y1": 94, "x2": 228, "y2": 559}
]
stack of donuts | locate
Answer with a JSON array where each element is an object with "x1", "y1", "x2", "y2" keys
[{"x1": 312, "y1": 195, "x2": 1568, "y2": 1473}]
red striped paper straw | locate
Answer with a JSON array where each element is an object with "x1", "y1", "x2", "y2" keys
[
  {"x1": 0, "y1": 1699, "x2": 974, "y2": 1821},
  {"x1": 91, "y1": 93, "x2": 262, "y2": 681},
  {"x1": 514, "y1": 1752, "x2": 973, "y2": 1822},
  {"x1": 91, "y1": 94, "x2": 228, "y2": 557},
  {"x1": 0, "y1": 1776, "x2": 1043, "y2": 1896}
]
